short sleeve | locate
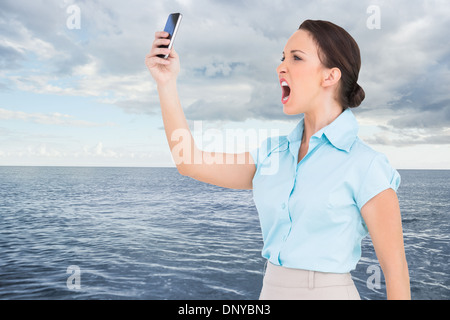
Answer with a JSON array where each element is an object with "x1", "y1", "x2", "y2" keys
[{"x1": 356, "y1": 153, "x2": 401, "y2": 211}]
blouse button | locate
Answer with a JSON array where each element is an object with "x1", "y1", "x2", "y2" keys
[{"x1": 281, "y1": 203, "x2": 286, "y2": 210}]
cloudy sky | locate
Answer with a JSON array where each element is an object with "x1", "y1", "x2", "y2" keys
[{"x1": 1, "y1": 0, "x2": 449, "y2": 168}]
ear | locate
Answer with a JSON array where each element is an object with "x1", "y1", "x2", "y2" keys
[{"x1": 322, "y1": 67, "x2": 341, "y2": 88}]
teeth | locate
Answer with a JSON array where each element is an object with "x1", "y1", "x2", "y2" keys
[{"x1": 281, "y1": 81, "x2": 289, "y2": 87}]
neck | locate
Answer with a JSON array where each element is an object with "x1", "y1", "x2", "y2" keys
[{"x1": 302, "y1": 102, "x2": 343, "y2": 143}]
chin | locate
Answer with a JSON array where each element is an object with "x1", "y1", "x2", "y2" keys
[{"x1": 282, "y1": 103, "x2": 304, "y2": 115}]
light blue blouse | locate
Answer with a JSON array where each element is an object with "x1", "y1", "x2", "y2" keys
[{"x1": 250, "y1": 109, "x2": 401, "y2": 273}]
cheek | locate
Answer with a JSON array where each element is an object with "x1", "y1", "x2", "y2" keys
[{"x1": 293, "y1": 67, "x2": 321, "y2": 94}]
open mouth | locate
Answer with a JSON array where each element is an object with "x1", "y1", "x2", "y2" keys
[{"x1": 280, "y1": 79, "x2": 291, "y2": 104}]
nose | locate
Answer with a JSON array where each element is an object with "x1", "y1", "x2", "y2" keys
[{"x1": 277, "y1": 60, "x2": 287, "y2": 77}]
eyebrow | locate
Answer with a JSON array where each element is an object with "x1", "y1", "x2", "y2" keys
[{"x1": 283, "y1": 50, "x2": 307, "y2": 54}]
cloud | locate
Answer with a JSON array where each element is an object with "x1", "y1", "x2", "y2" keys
[
  {"x1": 185, "y1": 99, "x2": 250, "y2": 122},
  {"x1": 387, "y1": 102, "x2": 450, "y2": 129},
  {"x1": 0, "y1": 44, "x2": 24, "y2": 70},
  {"x1": 0, "y1": 108, "x2": 115, "y2": 127},
  {"x1": 0, "y1": 0, "x2": 449, "y2": 149},
  {"x1": 353, "y1": 1, "x2": 450, "y2": 119},
  {"x1": 0, "y1": 141, "x2": 155, "y2": 166},
  {"x1": 363, "y1": 127, "x2": 450, "y2": 147}
]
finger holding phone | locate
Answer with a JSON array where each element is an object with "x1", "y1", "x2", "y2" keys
[{"x1": 145, "y1": 13, "x2": 182, "y2": 86}]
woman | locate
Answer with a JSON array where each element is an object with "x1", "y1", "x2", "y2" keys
[{"x1": 145, "y1": 19, "x2": 411, "y2": 300}]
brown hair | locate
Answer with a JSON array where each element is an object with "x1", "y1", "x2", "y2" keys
[{"x1": 299, "y1": 20, "x2": 365, "y2": 109}]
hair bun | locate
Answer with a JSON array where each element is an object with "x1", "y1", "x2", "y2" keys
[{"x1": 348, "y1": 83, "x2": 365, "y2": 108}]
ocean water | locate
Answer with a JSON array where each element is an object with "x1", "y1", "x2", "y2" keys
[{"x1": 0, "y1": 167, "x2": 448, "y2": 300}]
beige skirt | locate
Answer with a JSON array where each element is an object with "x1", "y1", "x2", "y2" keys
[{"x1": 259, "y1": 262, "x2": 361, "y2": 300}]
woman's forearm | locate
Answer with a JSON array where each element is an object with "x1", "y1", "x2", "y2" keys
[
  {"x1": 146, "y1": 32, "x2": 199, "y2": 175},
  {"x1": 361, "y1": 189, "x2": 411, "y2": 300},
  {"x1": 384, "y1": 262, "x2": 411, "y2": 300},
  {"x1": 157, "y1": 81, "x2": 199, "y2": 175}
]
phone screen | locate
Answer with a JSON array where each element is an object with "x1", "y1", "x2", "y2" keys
[
  {"x1": 164, "y1": 14, "x2": 180, "y2": 40},
  {"x1": 158, "y1": 13, "x2": 182, "y2": 58}
]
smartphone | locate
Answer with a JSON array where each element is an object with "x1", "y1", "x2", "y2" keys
[{"x1": 157, "y1": 13, "x2": 183, "y2": 59}]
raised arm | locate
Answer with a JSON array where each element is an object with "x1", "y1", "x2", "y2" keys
[{"x1": 145, "y1": 32, "x2": 256, "y2": 190}]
